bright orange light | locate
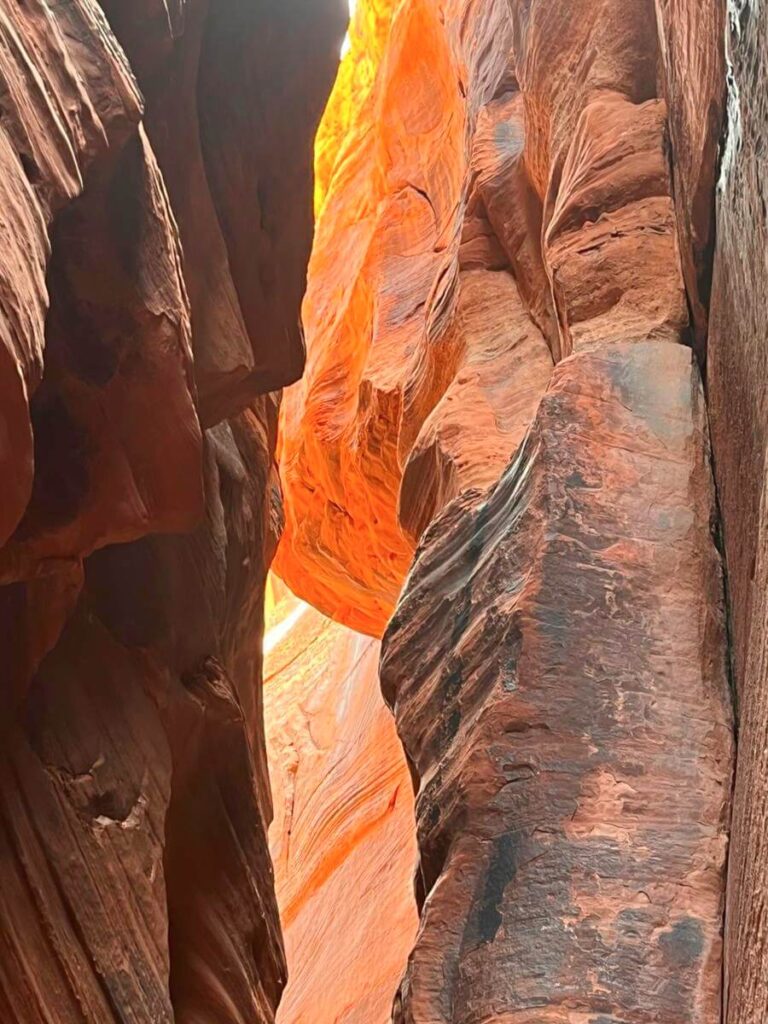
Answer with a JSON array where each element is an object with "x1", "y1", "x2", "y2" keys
[{"x1": 313, "y1": 0, "x2": 399, "y2": 216}]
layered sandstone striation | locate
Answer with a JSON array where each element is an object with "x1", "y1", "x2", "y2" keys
[
  {"x1": 382, "y1": 343, "x2": 733, "y2": 1022},
  {"x1": 275, "y1": 0, "x2": 701, "y2": 637},
  {"x1": 707, "y1": 4, "x2": 768, "y2": 1021},
  {"x1": 653, "y1": 0, "x2": 725, "y2": 353},
  {"x1": 276, "y1": 0, "x2": 555, "y2": 635},
  {"x1": 1, "y1": 0, "x2": 765, "y2": 1023},
  {"x1": 278, "y1": 0, "x2": 738, "y2": 1022},
  {"x1": 0, "y1": 1, "x2": 345, "y2": 1021},
  {"x1": 264, "y1": 579, "x2": 418, "y2": 1024}
]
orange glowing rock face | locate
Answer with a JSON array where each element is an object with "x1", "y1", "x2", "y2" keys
[
  {"x1": 275, "y1": 0, "x2": 549, "y2": 636},
  {"x1": 275, "y1": 0, "x2": 691, "y2": 637},
  {"x1": 263, "y1": 577, "x2": 418, "y2": 1024}
]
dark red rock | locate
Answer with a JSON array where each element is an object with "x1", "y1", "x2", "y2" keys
[
  {"x1": 100, "y1": 0, "x2": 348, "y2": 425},
  {"x1": 543, "y1": 93, "x2": 688, "y2": 354},
  {"x1": 0, "y1": 130, "x2": 203, "y2": 586},
  {"x1": 0, "y1": 1, "x2": 345, "y2": 1021},
  {"x1": 654, "y1": 0, "x2": 725, "y2": 353},
  {"x1": 0, "y1": 1, "x2": 761, "y2": 1022},
  {"x1": 706, "y1": 4, "x2": 768, "y2": 1021},
  {"x1": 80, "y1": 399, "x2": 287, "y2": 1023},
  {"x1": 382, "y1": 342, "x2": 733, "y2": 1024},
  {"x1": 0, "y1": 0, "x2": 144, "y2": 551},
  {"x1": 0, "y1": 608, "x2": 176, "y2": 1023}
]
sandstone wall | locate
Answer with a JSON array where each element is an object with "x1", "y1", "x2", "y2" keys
[
  {"x1": 276, "y1": 0, "x2": 555, "y2": 635},
  {"x1": 3, "y1": 0, "x2": 768, "y2": 1021},
  {"x1": 0, "y1": 2, "x2": 345, "y2": 1021},
  {"x1": 275, "y1": 0, "x2": 714, "y2": 639},
  {"x1": 279, "y1": 1, "x2": 738, "y2": 1021},
  {"x1": 382, "y1": 342, "x2": 733, "y2": 1023},
  {"x1": 264, "y1": 580, "x2": 418, "y2": 1024},
  {"x1": 707, "y1": 3, "x2": 768, "y2": 1021}
]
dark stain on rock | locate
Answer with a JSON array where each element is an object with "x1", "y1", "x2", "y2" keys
[
  {"x1": 659, "y1": 917, "x2": 704, "y2": 967},
  {"x1": 476, "y1": 831, "x2": 519, "y2": 943}
]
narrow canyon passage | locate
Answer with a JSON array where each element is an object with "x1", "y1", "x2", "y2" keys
[
  {"x1": 263, "y1": 577, "x2": 417, "y2": 1023},
  {"x1": 0, "y1": 1, "x2": 767, "y2": 1023}
]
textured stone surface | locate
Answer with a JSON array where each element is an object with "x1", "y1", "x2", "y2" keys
[
  {"x1": 276, "y1": 0, "x2": 701, "y2": 636},
  {"x1": 707, "y1": 3, "x2": 768, "y2": 1021},
  {"x1": 543, "y1": 93, "x2": 687, "y2": 355},
  {"x1": 0, "y1": 1, "x2": 344, "y2": 1020},
  {"x1": 654, "y1": 0, "x2": 725, "y2": 352},
  {"x1": 264, "y1": 580, "x2": 418, "y2": 1024},
  {"x1": 398, "y1": 269, "x2": 552, "y2": 542},
  {"x1": 81, "y1": 401, "x2": 286, "y2": 1024},
  {"x1": 0, "y1": 128, "x2": 202, "y2": 586},
  {"x1": 101, "y1": 0, "x2": 348, "y2": 425},
  {"x1": 273, "y1": 7, "x2": 741, "y2": 1018},
  {"x1": 276, "y1": 0, "x2": 552, "y2": 636},
  {"x1": 0, "y1": 0, "x2": 167, "y2": 558},
  {"x1": 513, "y1": 0, "x2": 689, "y2": 359},
  {"x1": 0, "y1": 2, "x2": 762, "y2": 1023},
  {"x1": 0, "y1": 363, "x2": 287, "y2": 1024},
  {"x1": 382, "y1": 342, "x2": 733, "y2": 1024}
]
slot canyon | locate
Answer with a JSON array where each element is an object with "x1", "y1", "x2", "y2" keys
[{"x1": 0, "y1": 0, "x2": 767, "y2": 1023}]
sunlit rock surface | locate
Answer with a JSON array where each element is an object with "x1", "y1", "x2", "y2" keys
[
  {"x1": 276, "y1": 0, "x2": 554, "y2": 635},
  {"x1": 0, "y1": 0, "x2": 764, "y2": 1021},
  {"x1": 276, "y1": 0, "x2": 695, "y2": 636},
  {"x1": 264, "y1": 578, "x2": 418, "y2": 1024},
  {"x1": 382, "y1": 342, "x2": 733, "y2": 1024},
  {"x1": 0, "y1": 1, "x2": 345, "y2": 1021}
]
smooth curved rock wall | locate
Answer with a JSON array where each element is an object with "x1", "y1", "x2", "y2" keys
[{"x1": 0, "y1": 2, "x2": 346, "y2": 1020}]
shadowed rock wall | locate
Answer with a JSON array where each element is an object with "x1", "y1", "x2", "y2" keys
[
  {"x1": 0, "y1": 2, "x2": 345, "y2": 1021},
  {"x1": 707, "y1": 3, "x2": 768, "y2": 1022}
]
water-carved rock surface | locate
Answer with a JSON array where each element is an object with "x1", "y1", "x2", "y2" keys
[
  {"x1": 0, "y1": 1, "x2": 345, "y2": 1020},
  {"x1": 276, "y1": 3, "x2": 741, "y2": 1020},
  {"x1": 276, "y1": 0, "x2": 693, "y2": 637},
  {"x1": 382, "y1": 342, "x2": 733, "y2": 1024},
  {"x1": 264, "y1": 580, "x2": 418, "y2": 1024},
  {"x1": 276, "y1": 0, "x2": 555, "y2": 635},
  {"x1": 653, "y1": 0, "x2": 725, "y2": 352},
  {"x1": 707, "y1": 4, "x2": 768, "y2": 1021},
  {"x1": 2, "y1": 0, "x2": 768, "y2": 1021}
]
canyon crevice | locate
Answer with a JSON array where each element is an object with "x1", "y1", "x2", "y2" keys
[
  {"x1": 264, "y1": 577, "x2": 417, "y2": 1024},
  {"x1": 0, "y1": 1, "x2": 767, "y2": 1023}
]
